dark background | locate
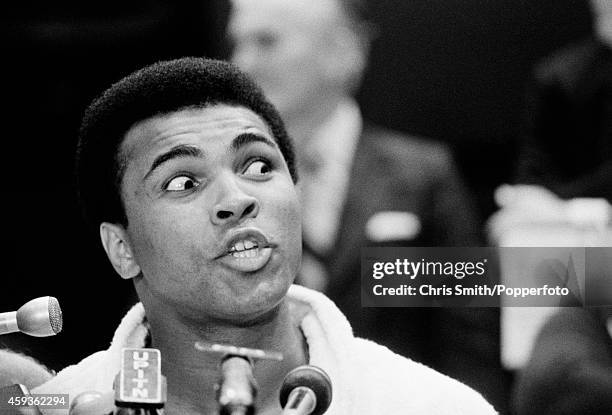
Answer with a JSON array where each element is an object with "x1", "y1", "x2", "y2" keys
[
  {"x1": 1, "y1": 1, "x2": 593, "y2": 403},
  {"x1": 358, "y1": 0, "x2": 592, "y2": 220},
  {"x1": 3, "y1": 0, "x2": 230, "y2": 370}
]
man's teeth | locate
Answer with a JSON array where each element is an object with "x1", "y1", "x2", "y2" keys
[
  {"x1": 229, "y1": 239, "x2": 259, "y2": 256},
  {"x1": 231, "y1": 248, "x2": 259, "y2": 258}
]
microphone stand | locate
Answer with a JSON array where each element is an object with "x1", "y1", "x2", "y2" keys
[
  {"x1": 217, "y1": 355, "x2": 255, "y2": 415},
  {"x1": 194, "y1": 342, "x2": 283, "y2": 415}
]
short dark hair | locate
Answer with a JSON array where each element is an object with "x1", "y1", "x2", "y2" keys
[{"x1": 76, "y1": 57, "x2": 297, "y2": 228}]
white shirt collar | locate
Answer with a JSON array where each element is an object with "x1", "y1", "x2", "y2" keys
[
  {"x1": 307, "y1": 98, "x2": 362, "y2": 170},
  {"x1": 299, "y1": 99, "x2": 363, "y2": 254},
  {"x1": 595, "y1": 15, "x2": 612, "y2": 46}
]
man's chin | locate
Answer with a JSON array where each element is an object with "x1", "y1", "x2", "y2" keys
[
  {"x1": 231, "y1": 300, "x2": 285, "y2": 328},
  {"x1": 231, "y1": 280, "x2": 291, "y2": 323}
]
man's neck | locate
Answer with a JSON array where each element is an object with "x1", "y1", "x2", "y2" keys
[{"x1": 145, "y1": 300, "x2": 309, "y2": 415}]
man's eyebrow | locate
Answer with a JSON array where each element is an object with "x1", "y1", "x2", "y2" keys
[
  {"x1": 144, "y1": 144, "x2": 203, "y2": 180},
  {"x1": 231, "y1": 133, "x2": 277, "y2": 152}
]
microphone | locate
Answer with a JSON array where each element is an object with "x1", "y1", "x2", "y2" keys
[
  {"x1": 279, "y1": 366, "x2": 332, "y2": 415},
  {"x1": 69, "y1": 391, "x2": 114, "y2": 415},
  {"x1": 194, "y1": 342, "x2": 283, "y2": 415},
  {"x1": 0, "y1": 297, "x2": 63, "y2": 337},
  {"x1": 217, "y1": 355, "x2": 256, "y2": 415},
  {"x1": 114, "y1": 348, "x2": 166, "y2": 415}
]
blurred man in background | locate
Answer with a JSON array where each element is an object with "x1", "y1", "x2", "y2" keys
[
  {"x1": 512, "y1": 306, "x2": 612, "y2": 415},
  {"x1": 227, "y1": 0, "x2": 507, "y2": 410},
  {"x1": 515, "y1": 0, "x2": 611, "y2": 202},
  {"x1": 490, "y1": 0, "x2": 612, "y2": 240},
  {"x1": 488, "y1": 2, "x2": 612, "y2": 413}
]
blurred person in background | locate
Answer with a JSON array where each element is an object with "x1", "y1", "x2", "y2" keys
[
  {"x1": 512, "y1": 306, "x2": 612, "y2": 415},
  {"x1": 489, "y1": 0, "x2": 612, "y2": 241},
  {"x1": 487, "y1": 3, "x2": 611, "y2": 413},
  {"x1": 227, "y1": 0, "x2": 507, "y2": 410}
]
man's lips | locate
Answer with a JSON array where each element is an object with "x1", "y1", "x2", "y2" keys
[
  {"x1": 216, "y1": 228, "x2": 274, "y2": 257},
  {"x1": 215, "y1": 228, "x2": 277, "y2": 273}
]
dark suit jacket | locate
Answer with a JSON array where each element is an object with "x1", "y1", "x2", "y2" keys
[
  {"x1": 516, "y1": 38, "x2": 612, "y2": 201},
  {"x1": 324, "y1": 123, "x2": 480, "y2": 313},
  {"x1": 308, "y1": 123, "x2": 507, "y2": 411}
]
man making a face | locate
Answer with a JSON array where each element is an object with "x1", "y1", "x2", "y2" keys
[{"x1": 32, "y1": 58, "x2": 495, "y2": 414}]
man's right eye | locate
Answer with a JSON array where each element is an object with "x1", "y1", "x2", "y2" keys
[{"x1": 164, "y1": 175, "x2": 200, "y2": 192}]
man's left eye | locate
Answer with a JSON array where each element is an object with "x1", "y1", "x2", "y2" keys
[{"x1": 243, "y1": 160, "x2": 272, "y2": 176}]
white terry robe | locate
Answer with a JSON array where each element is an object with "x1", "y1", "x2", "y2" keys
[{"x1": 33, "y1": 285, "x2": 497, "y2": 414}]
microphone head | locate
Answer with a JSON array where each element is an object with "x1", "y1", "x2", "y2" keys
[
  {"x1": 280, "y1": 365, "x2": 332, "y2": 415},
  {"x1": 16, "y1": 296, "x2": 63, "y2": 337},
  {"x1": 69, "y1": 391, "x2": 114, "y2": 415},
  {"x1": 47, "y1": 297, "x2": 63, "y2": 334}
]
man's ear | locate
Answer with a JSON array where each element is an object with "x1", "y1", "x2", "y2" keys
[{"x1": 99, "y1": 222, "x2": 141, "y2": 280}]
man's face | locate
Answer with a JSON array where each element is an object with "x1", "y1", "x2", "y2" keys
[
  {"x1": 117, "y1": 105, "x2": 301, "y2": 324},
  {"x1": 592, "y1": 0, "x2": 612, "y2": 39},
  {"x1": 592, "y1": 0, "x2": 612, "y2": 19},
  {"x1": 227, "y1": 0, "x2": 337, "y2": 119}
]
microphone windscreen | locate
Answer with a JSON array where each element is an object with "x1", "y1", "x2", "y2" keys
[
  {"x1": 16, "y1": 296, "x2": 63, "y2": 337},
  {"x1": 279, "y1": 366, "x2": 332, "y2": 415},
  {"x1": 48, "y1": 297, "x2": 63, "y2": 334},
  {"x1": 69, "y1": 391, "x2": 114, "y2": 415}
]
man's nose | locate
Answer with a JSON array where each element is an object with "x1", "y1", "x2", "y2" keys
[{"x1": 210, "y1": 177, "x2": 260, "y2": 226}]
